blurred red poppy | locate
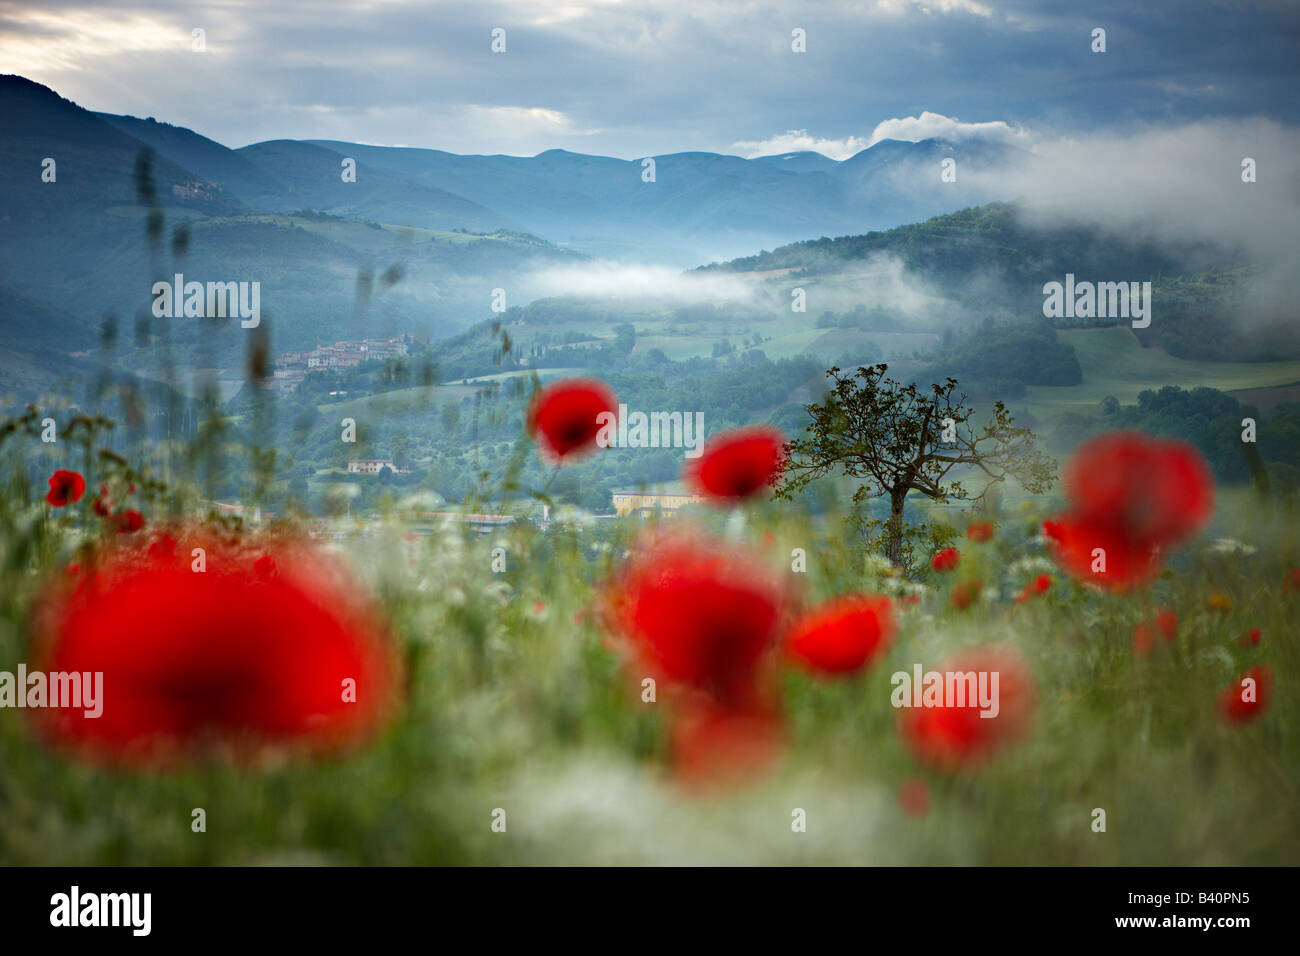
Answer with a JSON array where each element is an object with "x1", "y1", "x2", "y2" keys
[
  {"x1": 1219, "y1": 666, "x2": 1272, "y2": 724},
  {"x1": 45, "y1": 470, "x2": 86, "y2": 507},
  {"x1": 671, "y1": 697, "x2": 784, "y2": 790},
  {"x1": 1063, "y1": 431, "x2": 1214, "y2": 542},
  {"x1": 28, "y1": 531, "x2": 398, "y2": 767},
  {"x1": 904, "y1": 647, "x2": 1034, "y2": 775},
  {"x1": 685, "y1": 425, "x2": 786, "y2": 503},
  {"x1": 1046, "y1": 432, "x2": 1214, "y2": 590},
  {"x1": 1134, "y1": 607, "x2": 1178, "y2": 658},
  {"x1": 604, "y1": 529, "x2": 789, "y2": 707},
  {"x1": 1155, "y1": 607, "x2": 1178, "y2": 641},
  {"x1": 951, "y1": 579, "x2": 982, "y2": 610},
  {"x1": 1042, "y1": 517, "x2": 1161, "y2": 592},
  {"x1": 1016, "y1": 573, "x2": 1052, "y2": 603},
  {"x1": 147, "y1": 533, "x2": 178, "y2": 562},
  {"x1": 525, "y1": 378, "x2": 617, "y2": 462},
  {"x1": 1133, "y1": 622, "x2": 1154, "y2": 658},
  {"x1": 931, "y1": 548, "x2": 960, "y2": 573},
  {"x1": 899, "y1": 778, "x2": 930, "y2": 817},
  {"x1": 898, "y1": 647, "x2": 1035, "y2": 770},
  {"x1": 1239, "y1": 628, "x2": 1261, "y2": 648},
  {"x1": 787, "y1": 593, "x2": 894, "y2": 676},
  {"x1": 111, "y1": 509, "x2": 145, "y2": 534},
  {"x1": 966, "y1": 521, "x2": 994, "y2": 543}
]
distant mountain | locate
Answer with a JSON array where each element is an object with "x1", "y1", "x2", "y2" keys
[
  {"x1": 305, "y1": 137, "x2": 1021, "y2": 264},
  {"x1": 96, "y1": 114, "x2": 515, "y2": 233},
  {"x1": 0, "y1": 73, "x2": 1030, "y2": 398},
  {"x1": 0, "y1": 75, "x2": 581, "y2": 393}
]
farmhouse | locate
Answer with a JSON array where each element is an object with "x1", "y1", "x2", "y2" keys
[
  {"x1": 347, "y1": 459, "x2": 400, "y2": 475},
  {"x1": 611, "y1": 483, "x2": 705, "y2": 516}
]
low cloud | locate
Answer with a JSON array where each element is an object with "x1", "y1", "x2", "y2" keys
[
  {"x1": 520, "y1": 261, "x2": 760, "y2": 303},
  {"x1": 731, "y1": 130, "x2": 871, "y2": 161},
  {"x1": 867, "y1": 110, "x2": 1028, "y2": 147},
  {"x1": 962, "y1": 117, "x2": 1300, "y2": 308}
]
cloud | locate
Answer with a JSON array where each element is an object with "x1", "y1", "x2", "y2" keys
[
  {"x1": 946, "y1": 117, "x2": 1300, "y2": 318},
  {"x1": 730, "y1": 130, "x2": 871, "y2": 160},
  {"x1": 520, "y1": 262, "x2": 758, "y2": 302},
  {"x1": 0, "y1": 8, "x2": 190, "y2": 72},
  {"x1": 977, "y1": 119, "x2": 1300, "y2": 265},
  {"x1": 4, "y1": 1, "x2": 1296, "y2": 158},
  {"x1": 734, "y1": 110, "x2": 1030, "y2": 160},
  {"x1": 873, "y1": 0, "x2": 994, "y2": 16},
  {"x1": 867, "y1": 111, "x2": 1028, "y2": 146}
]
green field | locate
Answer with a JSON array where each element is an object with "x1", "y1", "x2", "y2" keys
[{"x1": 1025, "y1": 327, "x2": 1300, "y2": 421}]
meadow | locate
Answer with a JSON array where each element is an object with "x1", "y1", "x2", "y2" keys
[
  {"x1": 0, "y1": 400, "x2": 1295, "y2": 866},
  {"x1": 1023, "y1": 328, "x2": 1300, "y2": 420}
]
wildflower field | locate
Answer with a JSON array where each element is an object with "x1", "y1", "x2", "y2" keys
[{"x1": 0, "y1": 388, "x2": 1295, "y2": 867}]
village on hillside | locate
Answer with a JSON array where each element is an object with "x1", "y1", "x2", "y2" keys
[{"x1": 272, "y1": 335, "x2": 411, "y2": 393}]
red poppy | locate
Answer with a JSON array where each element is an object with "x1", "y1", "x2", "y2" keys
[
  {"x1": 670, "y1": 697, "x2": 784, "y2": 790},
  {"x1": 951, "y1": 579, "x2": 982, "y2": 610},
  {"x1": 28, "y1": 531, "x2": 398, "y2": 767},
  {"x1": 525, "y1": 378, "x2": 617, "y2": 463},
  {"x1": 1016, "y1": 574, "x2": 1052, "y2": 604},
  {"x1": 92, "y1": 497, "x2": 112, "y2": 518},
  {"x1": 931, "y1": 548, "x2": 960, "y2": 573},
  {"x1": 148, "y1": 533, "x2": 178, "y2": 562},
  {"x1": 898, "y1": 647, "x2": 1035, "y2": 770},
  {"x1": 45, "y1": 470, "x2": 86, "y2": 507},
  {"x1": 1133, "y1": 622, "x2": 1154, "y2": 658},
  {"x1": 1134, "y1": 607, "x2": 1178, "y2": 658},
  {"x1": 1155, "y1": 607, "x2": 1178, "y2": 641},
  {"x1": 111, "y1": 509, "x2": 145, "y2": 534},
  {"x1": 786, "y1": 594, "x2": 895, "y2": 677},
  {"x1": 899, "y1": 778, "x2": 930, "y2": 817},
  {"x1": 1045, "y1": 432, "x2": 1214, "y2": 590},
  {"x1": 966, "y1": 521, "x2": 994, "y2": 543},
  {"x1": 1285, "y1": 569, "x2": 1300, "y2": 594},
  {"x1": 1041, "y1": 517, "x2": 1161, "y2": 592},
  {"x1": 1219, "y1": 666, "x2": 1272, "y2": 724},
  {"x1": 685, "y1": 426, "x2": 786, "y2": 503},
  {"x1": 1062, "y1": 431, "x2": 1214, "y2": 543},
  {"x1": 604, "y1": 529, "x2": 788, "y2": 707},
  {"x1": 1239, "y1": 628, "x2": 1261, "y2": 648}
]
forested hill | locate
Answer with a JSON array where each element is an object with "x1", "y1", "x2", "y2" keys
[
  {"x1": 698, "y1": 202, "x2": 1218, "y2": 290},
  {"x1": 693, "y1": 201, "x2": 1296, "y2": 362}
]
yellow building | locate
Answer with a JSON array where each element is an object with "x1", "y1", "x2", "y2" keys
[{"x1": 611, "y1": 486, "x2": 705, "y2": 516}]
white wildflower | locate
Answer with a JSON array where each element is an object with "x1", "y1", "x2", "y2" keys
[{"x1": 1207, "y1": 537, "x2": 1257, "y2": 556}]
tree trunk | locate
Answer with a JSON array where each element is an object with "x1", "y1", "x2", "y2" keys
[{"x1": 886, "y1": 485, "x2": 907, "y2": 566}]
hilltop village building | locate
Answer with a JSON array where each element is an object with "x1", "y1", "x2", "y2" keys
[
  {"x1": 611, "y1": 484, "x2": 705, "y2": 516},
  {"x1": 346, "y1": 459, "x2": 406, "y2": 475},
  {"x1": 272, "y1": 336, "x2": 410, "y2": 393}
]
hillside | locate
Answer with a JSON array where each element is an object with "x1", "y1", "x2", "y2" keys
[{"x1": 0, "y1": 75, "x2": 584, "y2": 393}]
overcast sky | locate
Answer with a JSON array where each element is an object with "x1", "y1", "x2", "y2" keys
[{"x1": 2, "y1": 0, "x2": 1298, "y2": 158}]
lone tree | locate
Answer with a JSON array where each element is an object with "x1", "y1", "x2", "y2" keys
[{"x1": 776, "y1": 365, "x2": 1055, "y2": 566}]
